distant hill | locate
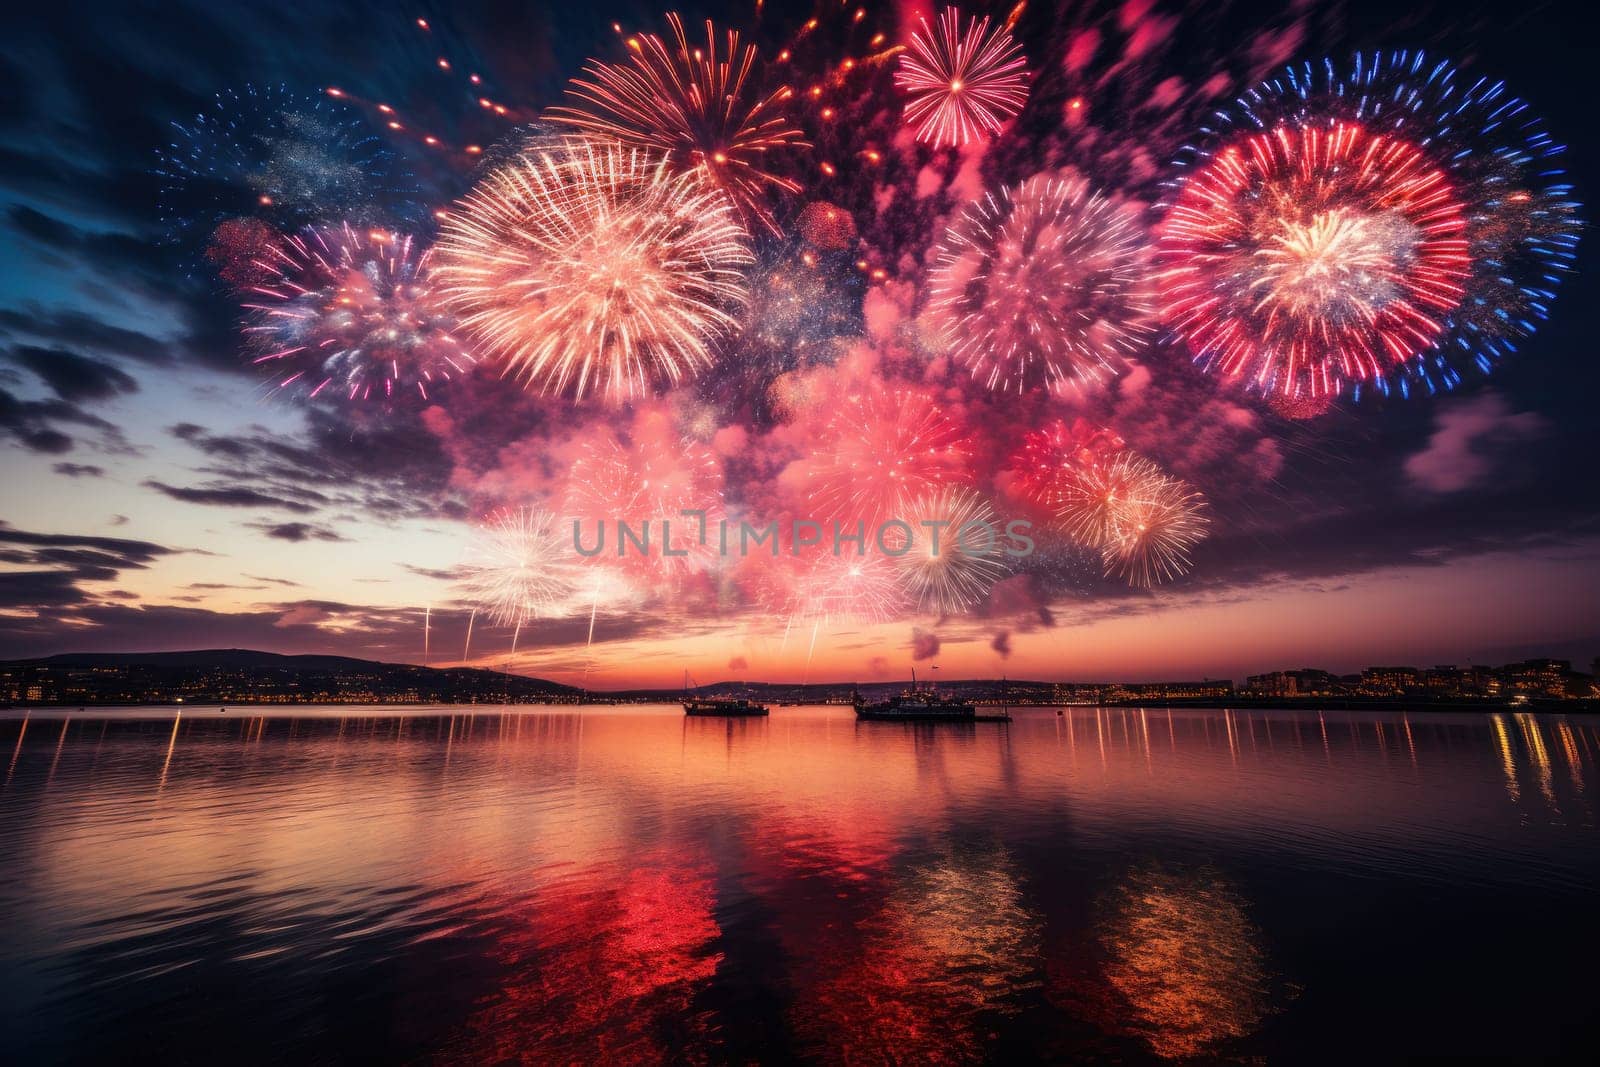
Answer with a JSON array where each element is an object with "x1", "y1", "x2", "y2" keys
[
  {"x1": 0, "y1": 648, "x2": 582, "y2": 705},
  {"x1": 21, "y1": 649, "x2": 396, "y2": 672}
]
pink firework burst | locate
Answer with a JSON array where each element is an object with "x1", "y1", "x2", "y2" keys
[
  {"x1": 1157, "y1": 121, "x2": 1470, "y2": 399},
  {"x1": 930, "y1": 174, "x2": 1154, "y2": 393},
  {"x1": 242, "y1": 223, "x2": 472, "y2": 403},
  {"x1": 799, "y1": 385, "x2": 972, "y2": 527},
  {"x1": 894, "y1": 7, "x2": 1028, "y2": 149},
  {"x1": 563, "y1": 417, "x2": 725, "y2": 587}
]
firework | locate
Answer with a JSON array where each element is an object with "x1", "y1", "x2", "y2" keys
[
  {"x1": 1158, "y1": 120, "x2": 1471, "y2": 399},
  {"x1": 931, "y1": 174, "x2": 1153, "y2": 393},
  {"x1": 794, "y1": 550, "x2": 905, "y2": 625},
  {"x1": 1219, "y1": 51, "x2": 1582, "y2": 397},
  {"x1": 241, "y1": 222, "x2": 472, "y2": 403},
  {"x1": 800, "y1": 385, "x2": 971, "y2": 526},
  {"x1": 1054, "y1": 451, "x2": 1164, "y2": 549},
  {"x1": 1002, "y1": 418, "x2": 1125, "y2": 513},
  {"x1": 890, "y1": 487, "x2": 1010, "y2": 614},
  {"x1": 797, "y1": 201, "x2": 858, "y2": 250},
  {"x1": 894, "y1": 7, "x2": 1028, "y2": 148},
  {"x1": 727, "y1": 248, "x2": 860, "y2": 396},
  {"x1": 433, "y1": 136, "x2": 753, "y2": 402},
  {"x1": 205, "y1": 217, "x2": 281, "y2": 290},
  {"x1": 1265, "y1": 391, "x2": 1337, "y2": 421},
  {"x1": 156, "y1": 84, "x2": 412, "y2": 254},
  {"x1": 547, "y1": 14, "x2": 806, "y2": 235},
  {"x1": 562, "y1": 417, "x2": 725, "y2": 585},
  {"x1": 766, "y1": 370, "x2": 819, "y2": 422},
  {"x1": 459, "y1": 506, "x2": 578, "y2": 627},
  {"x1": 1056, "y1": 453, "x2": 1208, "y2": 588}
]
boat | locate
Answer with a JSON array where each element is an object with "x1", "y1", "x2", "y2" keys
[
  {"x1": 852, "y1": 669, "x2": 1011, "y2": 723},
  {"x1": 680, "y1": 673, "x2": 769, "y2": 717},
  {"x1": 683, "y1": 696, "x2": 770, "y2": 717}
]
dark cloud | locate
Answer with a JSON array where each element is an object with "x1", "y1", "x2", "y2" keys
[
  {"x1": 911, "y1": 627, "x2": 941, "y2": 661},
  {"x1": 401, "y1": 563, "x2": 464, "y2": 581},
  {"x1": 0, "y1": 306, "x2": 174, "y2": 366},
  {"x1": 990, "y1": 631, "x2": 1012, "y2": 658},
  {"x1": 6, "y1": 345, "x2": 139, "y2": 401},
  {"x1": 247, "y1": 521, "x2": 348, "y2": 543},
  {"x1": 164, "y1": 413, "x2": 466, "y2": 524},
  {"x1": 0, "y1": 522, "x2": 172, "y2": 567},
  {"x1": 0, "y1": 384, "x2": 125, "y2": 454},
  {"x1": 244, "y1": 574, "x2": 302, "y2": 587},
  {"x1": 0, "y1": 570, "x2": 86, "y2": 610},
  {"x1": 0, "y1": 522, "x2": 178, "y2": 614},
  {"x1": 52, "y1": 462, "x2": 105, "y2": 477},
  {"x1": 142, "y1": 479, "x2": 316, "y2": 514}
]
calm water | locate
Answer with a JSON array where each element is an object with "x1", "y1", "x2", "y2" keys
[{"x1": 1, "y1": 705, "x2": 1596, "y2": 1063}]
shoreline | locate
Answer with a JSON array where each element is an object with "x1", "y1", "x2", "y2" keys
[{"x1": 3, "y1": 698, "x2": 1595, "y2": 715}]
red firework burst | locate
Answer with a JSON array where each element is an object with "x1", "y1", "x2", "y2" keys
[
  {"x1": 894, "y1": 7, "x2": 1028, "y2": 148},
  {"x1": 796, "y1": 201, "x2": 857, "y2": 250},
  {"x1": 1157, "y1": 121, "x2": 1470, "y2": 398},
  {"x1": 206, "y1": 217, "x2": 281, "y2": 290},
  {"x1": 546, "y1": 14, "x2": 807, "y2": 235},
  {"x1": 1002, "y1": 419, "x2": 1125, "y2": 514},
  {"x1": 797, "y1": 386, "x2": 972, "y2": 527}
]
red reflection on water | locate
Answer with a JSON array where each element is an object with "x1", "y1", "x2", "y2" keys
[{"x1": 447, "y1": 852, "x2": 722, "y2": 1064}]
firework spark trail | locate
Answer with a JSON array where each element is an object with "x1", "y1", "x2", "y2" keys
[
  {"x1": 459, "y1": 507, "x2": 578, "y2": 629},
  {"x1": 242, "y1": 222, "x2": 471, "y2": 403},
  {"x1": 930, "y1": 174, "x2": 1153, "y2": 393},
  {"x1": 547, "y1": 14, "x2": 807, "y2": 235},
  {"x1": 890, "y1": 487, "x2": 1012, "y2": 614},
  {"x1": 1157, "y1": 121, "x2": 1470, "y2": 399},
  {"x1": 433, "y1": 136, "x2": 753, "y2": 402},
  {"x1": 462, "y1": 607, "x2": 476, "y2": 663},
  {"x1": 894, "y1": 7, "x2": 1029, "y2": 148}
]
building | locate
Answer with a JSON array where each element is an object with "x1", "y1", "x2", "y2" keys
[
  {"x1": 1244, "y1": 669, "x2": 1343, "y2": 698},
  {"x1": 1359, "y1": 666, "x2": 1421, "y2": 697},
  {"x1": 1500, "y1": 659, "x2": 1570, "y2": 699}
]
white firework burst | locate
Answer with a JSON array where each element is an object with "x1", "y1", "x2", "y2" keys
[{"x1": 458, "y1": 506, "x2": 578, "y2": 627}]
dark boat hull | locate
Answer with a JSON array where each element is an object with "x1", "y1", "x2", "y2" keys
[
  {"x1": 853, "y1": 703, "x2": 1010, "y2": 723},
  {"x1": 684, "y1": 703, "x2": 769, "y2": 717}
]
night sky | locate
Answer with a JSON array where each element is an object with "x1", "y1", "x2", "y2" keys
[{"x1": 1, "y1": 0, "x2": 1596, "y2": 686}]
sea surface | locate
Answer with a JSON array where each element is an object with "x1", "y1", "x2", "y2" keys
[{"x1": 1, "y1": 704, "x2": 1596, "y2": 1063}]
